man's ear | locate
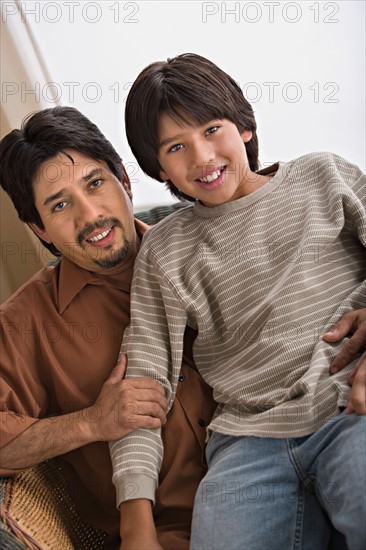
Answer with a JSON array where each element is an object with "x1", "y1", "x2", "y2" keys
[
  {"x1": 28, "y1": 223, "x2": 52, "y2": 244},
  {"x1": 121, "y1": 163, "x2": 133, "y2": 199},
  {"x1": 242, "y1": 129, "x2": 253, "y2": 143}
]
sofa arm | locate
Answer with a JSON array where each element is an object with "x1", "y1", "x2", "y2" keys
[
  {"x1": 0, "y1": 459, "x2": 106, "y2": 550},
  {"x1": 134, "y1": 202, "x2": 190, "y2": 225}
]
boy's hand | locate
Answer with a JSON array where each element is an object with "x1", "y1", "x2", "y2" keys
[
  {"x1": 345, "y1": 353, "x2": 366, "y2": 415},
  {"x1": 322, "y1": 308, "x2": 366, "y2": 373}
]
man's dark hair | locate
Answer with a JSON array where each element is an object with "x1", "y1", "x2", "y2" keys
[
  {"x1": 0, "y1": 106, "x2": 124, "y2": 255},
  {"x1": 125, "y1": 53, "x2": 260, "y2": 202}
]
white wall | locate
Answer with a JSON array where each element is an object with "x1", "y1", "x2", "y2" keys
[
  {"x1": 2, "y1": 0, "x2": 365, "y2": 208},
  {"x1": 1, "y1": 0, "x2": 365, "y2": 300}
]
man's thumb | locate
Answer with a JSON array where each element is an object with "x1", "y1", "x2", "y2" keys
[{"x1": 106, "y1": 354, "x2": 128, "y2": 384}]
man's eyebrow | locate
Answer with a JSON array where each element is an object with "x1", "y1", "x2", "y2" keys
[
  {"x1": 43, "y1": 190, "x2": 66, "y2": 207},
  {"x1": 82, "y1": 168, "x2": 103, "y2": 182}
]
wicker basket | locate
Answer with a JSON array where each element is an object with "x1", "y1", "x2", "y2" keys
[{"x1": 0, "y1": 460, "x2": 106, "y2": 550}]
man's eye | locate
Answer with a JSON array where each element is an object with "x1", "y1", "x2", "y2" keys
[
  {"x1": 168, "y1": 144, "x2": 183, "y2": 153},
  {"x1": 206, "y1": 126, "x2": 219, "y2": 136},
  {"x1": 52, "y1": 201, "x2": 67, "y2": 212},
  {"x1": 90, "y1": 178, "x2": 103, "y2": 189}
]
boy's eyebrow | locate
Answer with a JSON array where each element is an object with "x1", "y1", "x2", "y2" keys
[
  {"x1": 43, "y1": 168, "x2": 103, "y2": 206},
  {"x1": 159, "y1": 134, "x2": 182, "y2": 148}
]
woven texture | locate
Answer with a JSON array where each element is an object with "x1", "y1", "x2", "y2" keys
[
  {"x1": 0, "y1": 460, "x2": 106, "y2": 550},
  {"x1": 134, "y1": 202, "x2": 189, "y2": 225}
]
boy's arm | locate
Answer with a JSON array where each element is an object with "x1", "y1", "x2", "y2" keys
[
  {"x1": 119, "y1": 500, "x2": 162, "y2": 550},
  {"x1": 109, "y1": 244, "x2": 188, "y2": 508}
]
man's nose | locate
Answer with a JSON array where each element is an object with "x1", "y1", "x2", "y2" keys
[{"x1": 75, "y1": 197, "x2": 101, "y2": 224}]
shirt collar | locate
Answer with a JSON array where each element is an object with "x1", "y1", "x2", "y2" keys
[{"x1": 58, "y1": 218, "x2": 149, "y2": 314}]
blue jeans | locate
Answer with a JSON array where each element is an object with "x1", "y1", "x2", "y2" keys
[{"x1": 190, "y1": 412, "x2": 366, "y2": 550}]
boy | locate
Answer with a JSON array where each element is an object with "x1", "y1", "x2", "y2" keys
[{"x1": 110, "y1": 54, "x2": 366, "y2": 549}]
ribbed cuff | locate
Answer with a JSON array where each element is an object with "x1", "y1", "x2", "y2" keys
[{"x1": 115, "y1": 474, "x2": 157, "y2": 507}]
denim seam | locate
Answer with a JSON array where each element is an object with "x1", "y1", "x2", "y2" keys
[{"x1": 286, "y1": 439, "x2": 309, "y2": 550}]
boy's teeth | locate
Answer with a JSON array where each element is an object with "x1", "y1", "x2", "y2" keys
[
  {"x1": 200, "y1": 169, "x2": 221, "y2": 183},
  {"x1": 88, "y1": 228, "x2": 111, "y2": 242}
]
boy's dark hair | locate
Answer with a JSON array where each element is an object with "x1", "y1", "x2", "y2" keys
[
  {"x1": 125, "y1": 53, "x2": 259, "y2": 202},
  {"x1": 0, "y1": 106, "x2": 124, "y2": 256}
]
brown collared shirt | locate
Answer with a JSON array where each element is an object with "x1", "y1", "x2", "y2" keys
[{"x1": 0, "y1": 219, "x2": 214, "y2": 549}]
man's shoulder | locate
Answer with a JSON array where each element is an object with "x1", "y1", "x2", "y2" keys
[{"x1": 1, "y1": 264, "x2": 58, "y2": 316}]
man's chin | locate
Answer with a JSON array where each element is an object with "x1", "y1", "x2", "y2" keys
[{"x1": 92, "y1": 243, "x2": 130, "y2": 269}]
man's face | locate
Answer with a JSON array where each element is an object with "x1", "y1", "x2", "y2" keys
[{"x1": 30, "y1": 150, "x2": 137, "y2": 273}]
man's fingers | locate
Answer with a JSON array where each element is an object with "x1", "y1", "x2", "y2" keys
[
  {"x1": 346, "y1": 355, "x2": 366, "y2": 415},
  {"x1": 330, "y1": 334, "x2": 364, "y2": 373},
  {"x1": 129, "y1": 377, "x2": 166, "y2": 396},
  {"x1": 323, "y1": 312, "x2": 355, "y2": 343},
  {"x1": 116, "y1": 401, "x2": 167, "y2": 432}
]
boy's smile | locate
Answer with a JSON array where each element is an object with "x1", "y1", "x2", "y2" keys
[{"x1": 158, "y1": 113, "x2": 269, "y2": 207}]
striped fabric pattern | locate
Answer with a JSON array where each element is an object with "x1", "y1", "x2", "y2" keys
[{"x1": 110, "y1": 152, "x2": 366, "y2": 504}]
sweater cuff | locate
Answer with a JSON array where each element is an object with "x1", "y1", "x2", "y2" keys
[{"x1": 115, "y1": 474, "x2": 157, "y2": 508}]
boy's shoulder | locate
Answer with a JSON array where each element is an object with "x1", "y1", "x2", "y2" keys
[
  {"x1": 288, "y1": 151, "x2": 362, "y2": 174},
  {"x1": 282, "y1": 151, "x2": 364, "y2": 186},
  {"x1": 144, "y1": 203, "x2": 195, "y2": 239}
]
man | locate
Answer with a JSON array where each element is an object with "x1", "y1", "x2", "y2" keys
[{"x1": 0, "y1": 107, "x2": 364, "y2": 549}]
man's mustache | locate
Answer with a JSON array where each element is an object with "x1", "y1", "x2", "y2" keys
[{"x1": 77, "y1": 217, "x2": 123, "y2": 247}]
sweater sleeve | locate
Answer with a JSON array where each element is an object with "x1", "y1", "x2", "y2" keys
[{"x1": 109, "y1": 243, "x2": 188, "y2": 506}]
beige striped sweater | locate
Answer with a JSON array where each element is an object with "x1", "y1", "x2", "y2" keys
[{"x1": 110, "y1": 152, "x2": 366, "y2": 505}]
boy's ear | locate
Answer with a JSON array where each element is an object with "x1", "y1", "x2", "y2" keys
[
  {"x1": 241, "y1": 129, "x2": 253, "y2": 143},
  {"x1": 28, "y1": 223, "x2": 52, "y2": 244},
  {"x1": 159, "y1": 169, "x2": 169, "y2": 181}
]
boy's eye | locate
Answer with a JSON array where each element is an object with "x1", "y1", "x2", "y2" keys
[
  {"x1": 168, "y1": 144, "x2": 183, "y2": 153},
  {"x1": 205, "y1": 126, "x2": 219, "y2": 136}
]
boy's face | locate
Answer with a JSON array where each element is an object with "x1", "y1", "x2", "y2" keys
[
  {"x1": 157, "y1": 112, "x2": 254, "y2": 207},
  {"x1": 29, "y1": 149, "x2": 138, "y2": 273}
]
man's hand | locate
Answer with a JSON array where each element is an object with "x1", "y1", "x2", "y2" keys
[
  {"x1": 323, "y1": 308, "x2": 366, "y2": 415},
  {"x1": 323, "y1": 308, "x2": 366, "y2": 373},
  {"x1": 345, "y1": 354, "x2": 366, "y2": 415},
  {"x1": 87, "y1": 355, "x2": 167, "y2": 442},
  {"x1": 0, "y1": 355, "x2": 167, "y2": 470}
]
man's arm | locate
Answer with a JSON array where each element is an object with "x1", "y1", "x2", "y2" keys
[
  {"x1": 0, "y1": 356, "x2": 166, "y2": 470},
  {"x1": 323, "y1": 308, "x2": 366, "y2": 415}
]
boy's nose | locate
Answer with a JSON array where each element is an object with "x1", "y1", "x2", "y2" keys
[{"x1": 190, "y1": 139, "x2": 215, "y2": 168}]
